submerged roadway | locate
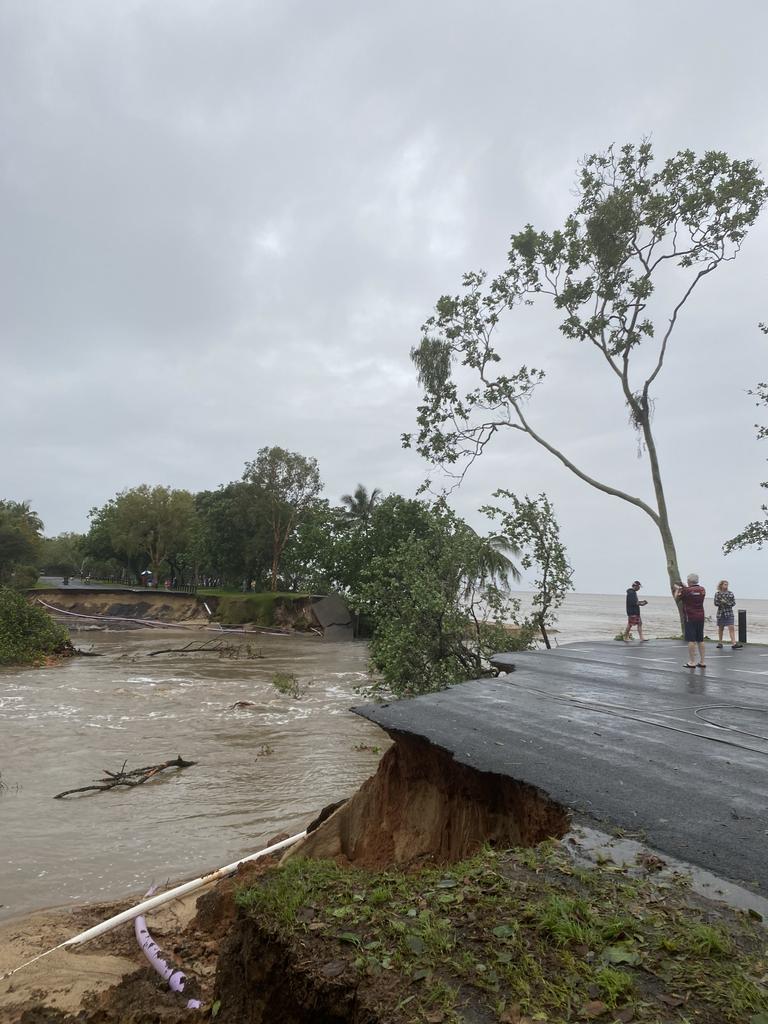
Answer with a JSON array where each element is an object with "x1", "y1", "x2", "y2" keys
[{"x1": 355, "y1": 640, "x2": 768, "y2": 894}]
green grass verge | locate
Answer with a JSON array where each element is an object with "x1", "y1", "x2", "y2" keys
[
  {"x1": 210, "y1": 592, "x2": 310, "y2": 626},
  {"x1": 235, "y1": 843, "x2": 768, "y2": 1024}
]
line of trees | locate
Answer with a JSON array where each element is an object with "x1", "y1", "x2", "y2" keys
[
  {"x1": 34, "y1": 447, "x2": 322, "y2": 591},
  {"x1": 3, "y1": 443, "x2": 577, "y2": 693}
]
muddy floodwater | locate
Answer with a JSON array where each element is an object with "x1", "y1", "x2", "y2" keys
[{"x1": 0, "y1": 630, "x2": 387, "y2": 922}]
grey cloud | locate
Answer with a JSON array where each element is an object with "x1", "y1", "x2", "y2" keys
[{"x1": 2, "y1": 0, "x2": 768, "y2": 596}]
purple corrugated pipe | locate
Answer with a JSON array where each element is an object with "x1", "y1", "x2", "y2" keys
[{"x1": 134, "y1": 887, "x2": 201, "y2": 1010}]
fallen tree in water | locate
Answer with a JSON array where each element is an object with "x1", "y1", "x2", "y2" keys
[
  {"x1": 147, "y1": 637, "x2": 263, "y2": 658},
  {"x1": 53, "y1": 755, "x2": 197, "y2": 799}
]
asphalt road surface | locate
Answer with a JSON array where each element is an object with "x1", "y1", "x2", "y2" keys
[
  {"x1": 38, "y1": 576, "x2": 132, "y2": 590},
  {"x1": 355, "y1": 640, "x2": 768, "y2": 893}
]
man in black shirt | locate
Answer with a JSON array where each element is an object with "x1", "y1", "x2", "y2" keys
[{"x1": 623, "y1": 580, "x2": 649, "y2": 641}]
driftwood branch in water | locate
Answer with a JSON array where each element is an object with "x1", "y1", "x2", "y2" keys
[
  {"x1": 148, "y1": 638, "x2": 223, "y2": 656},
  {"x1": 53, "y1": 755, "x2": 196, "y2": 799},
  {"x1": 147, "y1": 638, "x2": 263, "y2": 659}
]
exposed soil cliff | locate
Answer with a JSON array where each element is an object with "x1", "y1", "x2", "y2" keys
[
  {"x1": 33, "y1": 589, "x2": 206, "y2": 624},
  {"x1": 31, "y1": 590, "x2": 353, "y2": 637},
  {"x1": 285, "y1": 731, "x2": 568, "y2": 868}
]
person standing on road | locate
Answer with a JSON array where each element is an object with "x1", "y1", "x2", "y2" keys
[
  {"x1": 674, "y1": 573, "x2": 707, "y2": 668},
  {"x1": 714, "y1": 580, "x2": 742, "y2": 650},
  {"x1": 623, "y1": 581, "x2": 649, "y2": 642}
]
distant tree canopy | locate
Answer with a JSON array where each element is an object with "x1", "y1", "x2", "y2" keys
[
  {"x1": 39, "y1": 532, "x2": 86, "y2": 577},
  {"x1": 81, "y1": 448, "x2": 327, "y2": 591},
  {"x1": 87, "y1": 485, "x2": 197, "y2": 583},
  {"x1": 0, "y1": 500, "x2": 44, "y2": 588},
  {"x1": 196, "y1": 482, "x2": 274, "y2": 586},
  {"x1": 340, "y1": 484, "x2": 382, "y2": 526},
  {"x1": 243, "y1": 447, "x2": 323, "y2": 591}
]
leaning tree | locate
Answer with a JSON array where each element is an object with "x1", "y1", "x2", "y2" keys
[{"x1": 406, "y1": 142, "x2": 766, "y2": 599}]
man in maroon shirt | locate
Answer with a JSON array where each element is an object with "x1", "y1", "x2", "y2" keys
[{"x1": 674, "y1": 573, "x2": 706, "y2": 668}]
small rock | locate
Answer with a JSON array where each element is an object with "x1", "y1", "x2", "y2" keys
[
  {"x1": 320, "y1": 960, "x2": 346, "y2": 978},
  {"x1": 581, "y1": 1000, "x2": 608, "y2": 1019}
]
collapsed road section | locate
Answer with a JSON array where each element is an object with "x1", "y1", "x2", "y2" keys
[{"x1": 354, "y1": 639, "x2": 768, "y2": 893}]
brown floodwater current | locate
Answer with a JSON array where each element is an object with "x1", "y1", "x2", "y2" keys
[{"x1": 0, "y1": 630, "x2": 387, "y2": 922}]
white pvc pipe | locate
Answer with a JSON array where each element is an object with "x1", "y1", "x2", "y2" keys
[
  {"x1": 0, "y1": 830, "x2": 307, "y2": 982},
  {"x1": 36, "y1": 599, "x2": 185, "y2": 630}
]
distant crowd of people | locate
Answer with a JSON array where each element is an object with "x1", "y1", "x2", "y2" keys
[{"x1": 623, "y1": 576, "x2": 742, "y2": 669}]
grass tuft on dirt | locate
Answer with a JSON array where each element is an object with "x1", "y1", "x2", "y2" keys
[{"x1": 234, "y1": 841, "x2": 768, "y2": 1024}]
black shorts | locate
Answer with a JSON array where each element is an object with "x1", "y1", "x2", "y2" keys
[{"x1": 684, "y1": 620, "x2": 704, "y2": 643}]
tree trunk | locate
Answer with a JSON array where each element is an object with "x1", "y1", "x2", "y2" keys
[
  {"x1": 641, "y1": 414, "x2": 685, "y2": 631},
  {"x1": 539, "y1": 615, "x2": 551, "y2": 650}
]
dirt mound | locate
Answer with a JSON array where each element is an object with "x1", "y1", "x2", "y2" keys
[
  {"x1": 284, "y1": 730, "x2": 568, "y2": 868},
  {"x1": 17, "y1": 1011, "x2": 71, "y2": 1024}
]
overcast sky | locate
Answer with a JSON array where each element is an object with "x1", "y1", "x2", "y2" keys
[{"x1": 2, "y1": 0, "x2": 767, "y2": 596}]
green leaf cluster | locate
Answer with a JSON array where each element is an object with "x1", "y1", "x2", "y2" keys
[
  {"x1": 358, "y1": 499, "x2": 532, "y2": 697},
  {"x1": 482, "y1": 491, "x2": 573, "y2": 648},
  {"x1": 724, "y1": 326, "x2": 768, "y2": 553}
]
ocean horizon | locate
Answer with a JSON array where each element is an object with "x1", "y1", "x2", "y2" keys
[{"x1": 511, "y1": 590, "x2": 768, "y2": 646}]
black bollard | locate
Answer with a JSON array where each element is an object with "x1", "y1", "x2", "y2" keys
[{"x1": 738, "y1": 609, "x2": 747, "y2": 644}]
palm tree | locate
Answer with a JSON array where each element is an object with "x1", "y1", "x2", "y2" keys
[
  {"x1": 340, "y1": 484, "x2": 382, "y2": 526},
  {"x1": 481, "y1": 533, "x2": 522, "y2": 587}
]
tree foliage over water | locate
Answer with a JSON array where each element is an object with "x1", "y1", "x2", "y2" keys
[
  {"x1": 0, "y1": 587, "x2": 70, "y2": 665},
  {"x1": 359, "y1": 499, "x2": 533, "y2": 697}
]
